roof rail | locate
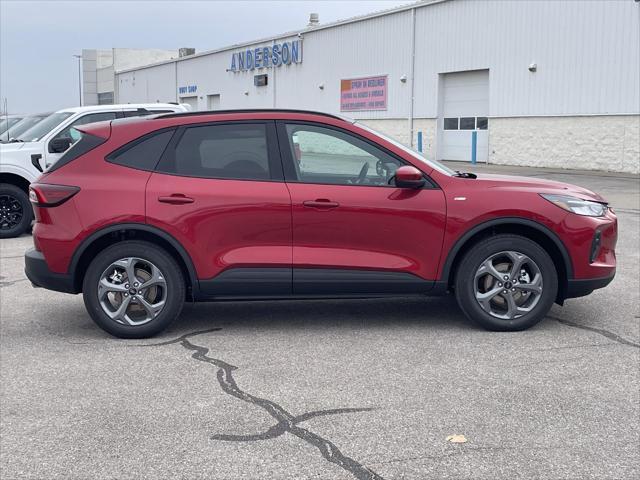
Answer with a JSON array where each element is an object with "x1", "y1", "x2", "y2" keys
[{"x1": 155, "y1": 108, "x2": 349, "y2": 121}]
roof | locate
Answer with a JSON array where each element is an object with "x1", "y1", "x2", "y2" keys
[
  {"x1": 115, "y1": 0, "x2": 447, "y2": 74},
  {"x1": 156, "y1": 108, "x2": 354, "y2": 123},
  {"x1": 55, "y1": 103, "x2": 188, "y2": 114}
]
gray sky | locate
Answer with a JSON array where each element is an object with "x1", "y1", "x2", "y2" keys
[{"x1": 0, "y1": 0, "x2": 411, "y2": 114}]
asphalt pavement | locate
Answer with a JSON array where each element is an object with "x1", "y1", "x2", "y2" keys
[{"x1": 1, "y1": 164, "x2": 638, "y2": 479}]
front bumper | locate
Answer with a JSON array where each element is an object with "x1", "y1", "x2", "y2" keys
[
  {"x1": 564, "y1": 271, "x2": 615, "y2": 299},
  {"x1": 24, "y1": 248, "x2": 77, "y2": 294}
]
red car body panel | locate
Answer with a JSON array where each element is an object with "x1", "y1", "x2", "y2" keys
[
  {"x1": 146, "y1": 172, "x2": 292, "y2": 279},
  {"x1": 28, "y1": 110, "x2": 617, "y2": 301}
]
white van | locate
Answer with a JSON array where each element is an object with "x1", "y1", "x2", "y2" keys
[{"x1": 0, "y1": 103, "x2": 188, "y2": 238}]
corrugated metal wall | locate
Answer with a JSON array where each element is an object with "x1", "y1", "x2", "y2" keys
[{"x1": 115, "y1": 0, "x2": 640, "y2": 118}]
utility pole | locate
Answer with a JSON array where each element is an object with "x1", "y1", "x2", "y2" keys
[{"x1": 73, "y1": 54, "x2": 82, "y2": 106}]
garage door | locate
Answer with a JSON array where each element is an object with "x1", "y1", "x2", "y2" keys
[
  {"x1": 438, "y1": 70, "x2": 489, "y2": 162},
  {"x1": 179, "y1": 95, "x2": 198, "y2": 111}
]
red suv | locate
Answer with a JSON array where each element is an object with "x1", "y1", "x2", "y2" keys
[{"x1": 25, "y1": 110, "x2": 617, "y2": 338}]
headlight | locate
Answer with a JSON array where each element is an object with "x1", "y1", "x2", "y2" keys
[{"x1": 540, "y1": 194, "x2": 608, "y2": 217}]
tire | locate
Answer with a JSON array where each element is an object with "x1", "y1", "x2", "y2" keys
[
  {"x1": 454, "y1": 234, "x2": 558, "y2": 331},
  {"x1": 0, "y1": 183, "x2": 33, "y2": 239},
  {"x1": 82, "y1": 241, "x2": 185, "y2": 338}
]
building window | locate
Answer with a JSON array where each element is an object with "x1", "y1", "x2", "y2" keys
[
  {"x1": 97, "y1": 92, "x2": 114, "y2": 105},
  {"x1": 459, "y1": 117, "x2": 475, "y2": 130},
  {"x1": 476, "y1": 117, "x2": 488, "y2": 130},
  {"x1": 444, "y1": 118, "x2": 458, "y2": 130}
]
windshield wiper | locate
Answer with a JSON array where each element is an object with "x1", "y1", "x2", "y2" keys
[{"x1": 453, "y1": 170, "x2": 477, "y2": 179}]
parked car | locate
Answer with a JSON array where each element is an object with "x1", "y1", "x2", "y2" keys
[
  {"x1": 24, "y1": 109, "x2": 617, "y2": 338},
  {"x1": 0, "y1": 115, "x2": 25, "y2": 139},
  {"x1": 0, "y1": 103, "x2": 189, "y2": 237},
  {"x1": 1, "y1": 112, "x2": 51, "y2": 143}
]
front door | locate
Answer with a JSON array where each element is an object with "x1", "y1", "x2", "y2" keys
[
  {"x1": 277, "y1": 122, "x2": 446, "y2": 296},
  {"x1": 145, "y1": 121, "x2": 292, "y2": 297}
]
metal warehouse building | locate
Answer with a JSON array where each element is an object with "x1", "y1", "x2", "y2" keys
[{"x1": 113, "y1": 0, "x2": 640, "y2": 173}]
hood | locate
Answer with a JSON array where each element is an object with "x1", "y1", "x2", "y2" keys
[
  {"x1": 474, "y1": 173, "x2": 608, "y2": 203},
  {"x1": 0, "y1": 141, "x2": 39, "y2": 153}
]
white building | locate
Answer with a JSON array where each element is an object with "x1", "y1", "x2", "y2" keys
[
  {"x1": 114, "y1": 0, "x2": 640, "y2": 173},
  {"x1": 81, "y1": 48, "x2": 193, "y2": 106}
]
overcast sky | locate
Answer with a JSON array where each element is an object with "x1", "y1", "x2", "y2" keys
[{"x1": 0, "y1": 0, "x2": 411, "y2": 114}]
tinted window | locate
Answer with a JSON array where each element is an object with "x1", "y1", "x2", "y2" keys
[
  {"x1": 108, "y1": 130, "x2": 175, "y2": 171},
  {"x1": 157, "y1": 124, "x2": 270, "y2": 180},
  {"x1": 444, "y1": 118, "x2": 458, "y2": 130},
  {"x1": 284, "y1": 124, "x2": 402, "y2": 187},
  {"x1": 476, "y1": 117, "x2": 488, "y2": 130},
  {"x1": 459, "y1": 117, "x2": 475, "y2": 130}
]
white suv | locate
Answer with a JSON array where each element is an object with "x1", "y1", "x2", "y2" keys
[{"x1": 0, "y1": 103, "x2": 188, "y2": 238}]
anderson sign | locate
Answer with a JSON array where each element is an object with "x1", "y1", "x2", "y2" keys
[{"x1": 229, "y1": 40, "x2": 302, "y2": 72}]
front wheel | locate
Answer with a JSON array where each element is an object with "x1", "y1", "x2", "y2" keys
[
  {"x1": 0, "y1": 183, "x2": 33, "y2": 238},
  {"x1": 82, "y1": 241, "x2": 185, "y2": 338},
  {"x1": 455, "y1": 234, "x2": 558, "y2": 331}
]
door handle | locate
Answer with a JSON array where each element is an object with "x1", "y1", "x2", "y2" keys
[
  {"x1": 158, "y1": 194, "x2": 195, "y2": 205},
  {"x1": 303, "y1": 199, "x2": 339, "y2": 209}
]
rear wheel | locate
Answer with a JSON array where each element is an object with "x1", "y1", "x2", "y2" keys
[
  {"x1": 82, "y1": 241, "x2": 185, "y2": 338},
  {"x1": 455, "y1": 234, "x2": 558, "y2": 331},
  {"x1": 0, "y1": 183, "x2": 33, "y2": 238}
]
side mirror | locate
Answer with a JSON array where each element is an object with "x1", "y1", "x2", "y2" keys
[
  {"x1": 394, "y1": 165, "x2": 426, "y2": 189},
  {"x1": 48, "y1": 137, "x2": 72, "y2": 153}
]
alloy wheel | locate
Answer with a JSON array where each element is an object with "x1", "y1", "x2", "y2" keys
[
  {"x1": 97, "y1": 257, "x2": 168, "y2": 326},
  {"x1": 474, "y1": 250, "x2": 543, "y2": 320},
  {"x1": 0, "y1": 194, "x2": 23, "y2": 231}
]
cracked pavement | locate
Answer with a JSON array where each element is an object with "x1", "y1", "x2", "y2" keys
[{"x1": 1, "y1": 165, "x2": 638, "y2": 479}]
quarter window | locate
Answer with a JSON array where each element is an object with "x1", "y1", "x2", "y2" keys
[
  {"x1": 157, "y1": 123, "x2": 270, "y2": 180},
  {"x1": 108, "y1": 130, "x2": 175, "y2": 171},
  {"x1": 284, "y1": 124, "x2": 402, "y2": 187}
]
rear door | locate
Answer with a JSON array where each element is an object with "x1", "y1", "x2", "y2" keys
[
  {"x1": 277, "y1": 121, "x2": 446, "y2": 295},
  {"x1": 145, "y1": 121, "x2": 292, "y2": 297}
]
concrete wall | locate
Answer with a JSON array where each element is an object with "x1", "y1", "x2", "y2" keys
[{"x1": 489, "y1": 115, "x2": 640, "y2": 174}]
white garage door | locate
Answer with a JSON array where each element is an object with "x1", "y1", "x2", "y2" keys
[
  {"x1": 179, "y1": 95, "x2": 198, "y2": 111},
  {"x1": 438, "y1": 70, "x2": 489, "y2": 162}
]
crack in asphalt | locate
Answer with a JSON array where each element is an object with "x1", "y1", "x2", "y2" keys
[
  {"x1": 549, "y1": 315, "x2": 640, "y2": 348},
  {"x1": 0, "y1": 276, "x2": 28, "y2": 288},
  {"x1": 140, "y1": 328, "x2": 384, "y2": 480}
]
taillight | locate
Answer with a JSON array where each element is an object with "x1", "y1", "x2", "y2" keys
[{"x1": 29, "y1": 183, "x2": 80, "y2": 207}]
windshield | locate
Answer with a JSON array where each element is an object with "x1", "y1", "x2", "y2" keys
[
  {"x1": 1, "y1": 115, "x2": 49, "y2": 142},
  {"x1": 16, "y1": 112, "x2": 74, "y2": 142},
  {"x1": 355, "y1": 122, "x2": 456, "y2": 176},
  {"x1": 0, "y1": 117, "x2": 22, "y2": 135}
]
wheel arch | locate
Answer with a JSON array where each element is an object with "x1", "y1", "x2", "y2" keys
[
  {"x1": 441, "y1": 217, "x2": 573, "y2": 302},
  {"x1": 0, "y1": 172, "x2": 31, "y2": 193},
  {"x1": 70, "y1": 223, "x2": 198, "y2": 298}
]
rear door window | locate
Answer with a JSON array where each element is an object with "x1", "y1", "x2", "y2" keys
[{"x1": 156, "y1": 123, "x2": 272, "y2": 181}]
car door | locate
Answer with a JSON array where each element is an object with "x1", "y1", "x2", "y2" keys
[
  {"x1": 43, "y1": 110, "x2": 120, "y2": 168},
  {"x1": 277, "y1": 121, "x2": 446, "y2": 295},
  {"x1": 145, "y1": 121, "x2": 293, "y2": 297}
]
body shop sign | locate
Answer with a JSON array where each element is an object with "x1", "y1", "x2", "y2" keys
[{"x1": 340, "y1": 75, "x2": 387, "y2": 111}]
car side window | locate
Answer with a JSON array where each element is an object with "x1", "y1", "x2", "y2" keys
[
  {"x1": 51, "y1": 112, "x2": 118, "y2": 144},
  {"x1": 284, "y1": 124, "x2": 402, "y2": 186},
  {"x1": 156, "y1": 123, "x2": 271, "y2": 181},
  {"x1": 107, "y1": 130, "x2": 175, "y2": 171}
]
